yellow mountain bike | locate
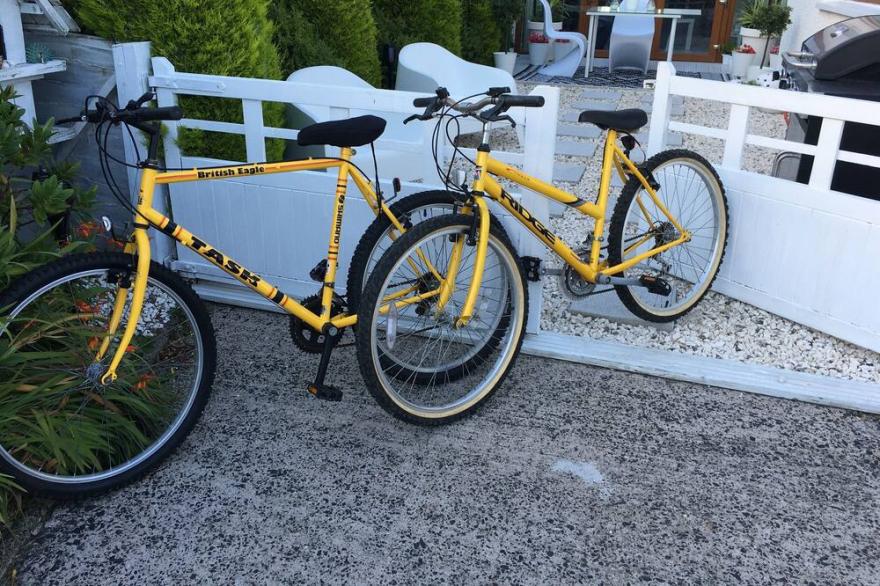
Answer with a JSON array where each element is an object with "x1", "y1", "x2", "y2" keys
[
  {"x1": 0, "y1": 93, "x2": 463, "y2": 497},
  {"x1": 356, "y1": 88, "x2": 729, "y2": 425}
]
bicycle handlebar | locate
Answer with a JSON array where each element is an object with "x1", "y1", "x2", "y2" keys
[{"x1": 404, "y1": 87, "x2": 545, "y2": 126}]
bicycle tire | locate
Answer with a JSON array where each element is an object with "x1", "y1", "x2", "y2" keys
[
  {"x1": 0, "y1": 252, "x2": 215, "y2": 498},
  {"x1": 607, "y1": 149, "x2": 729, "y2": 322},
  {"x1": 356, "y1": 214, "x2": 528, "y2": 425}
]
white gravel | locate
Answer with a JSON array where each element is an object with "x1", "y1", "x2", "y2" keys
[{"x1": 471, "y1": 82, "x2": 880, "y2": 384}]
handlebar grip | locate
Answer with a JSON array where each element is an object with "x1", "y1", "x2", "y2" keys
[
  {"x1": 500, "y1": 95, "x2": 545, "y2": 108},
  {"x1": 131, "y1": 106, "x2": 184, "y2": 122},
  {"x1": 413, "y1": 97, "x2": 435, "y2": 107}
]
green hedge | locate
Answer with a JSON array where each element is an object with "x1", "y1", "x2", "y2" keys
[
  {"x1": 271, "y1": 0, "x2": 381, "y2": 86},
  {"x1": 373, "y1": 0, "x2": 463, "y2": 84},
  {"x1": 461, "y1": 0, "x2": 502, "y2": 65},
  {"x1": 70, "y1": 0, "x2": 285, "y2": 162}
]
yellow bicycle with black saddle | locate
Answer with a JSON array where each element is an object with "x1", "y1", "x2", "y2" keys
[
  {"x1": 356, "y1": 88, "x2": 729, "y2": 425},
  {"x1": 0, "y1": 92, "x2": 465, "y2": 497}
]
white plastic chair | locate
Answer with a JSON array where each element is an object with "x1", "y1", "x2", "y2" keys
[
  {"x1": 608, "y1": 0, "x2": 656, "y2": 74},
  {"x1": 284, "y1": 66, "x2": 422, "y2": 180},
  {"x1": 395, "y1": 43, "x2": 524, "y2": 141},
  {"x1": 535, "y1": 0, "x2": 588, "y2": 77}
]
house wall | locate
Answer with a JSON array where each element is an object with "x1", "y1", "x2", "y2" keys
[{"x1": 782, "y1": 0, "x2": 880, "y2": 52}]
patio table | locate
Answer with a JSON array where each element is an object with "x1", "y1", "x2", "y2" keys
[{"x1": 584, "y1": 7, "x2": 702, "y2": 77}]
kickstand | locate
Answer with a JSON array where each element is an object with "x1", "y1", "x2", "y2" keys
[{"x1": 307, "y1": 325, "x2": 343, "y2": 401}]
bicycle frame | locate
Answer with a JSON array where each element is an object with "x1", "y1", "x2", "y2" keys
[
  {"x1": 98, "y1": 147, "x2": 402, "y2": 383},
  {"x1": 445, "y1": 130, "x2": 691, "y2": 327}
]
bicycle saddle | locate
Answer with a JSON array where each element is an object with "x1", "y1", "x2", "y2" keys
[
  {"x1": 578, "y1": 109, "x2": 648, "y2": 133},
  {"x1": 297, "y1": 115, "x2": 387, "y2": 148}
]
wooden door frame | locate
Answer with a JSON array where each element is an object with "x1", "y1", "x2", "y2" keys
[{"x1": 576, "y1": 0, "x2": 737, "y2": 63}]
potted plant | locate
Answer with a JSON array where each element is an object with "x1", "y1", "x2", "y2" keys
[
  {"x1": 492, "y1": 0, "x2": 523, "y2": 74},
  {"x1": 528, "y1": 30, "x2": 551, "y2": 65},
  {"x1": 732, "y1": 43, "x2": 756, "y2": 79},
  {"x1": 769, "y1": 44, "x2": 782, "y2": 70},
  {"x1": 739, "y1": 0, "x2": 792, "y2": 67},
  {"x1": 720, "y1": 41, "x2": 736, "y2": 74}
]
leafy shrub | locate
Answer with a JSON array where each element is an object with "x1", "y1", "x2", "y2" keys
[
  {"x1": 373, "y1": 0, "x2": 462, "y2": 84},
  {"x1": 271, "y1": 0, "x2": 382, "y2": 86},
  {"x1": 0, "y1": 86, "x2": 96, "y2": 524},
  {"x1": 462, "y1": 0, "x2": 502, "y2": 66},
  {"x1": 70, "y1": 0, "x2": 285, "y2": 161}
]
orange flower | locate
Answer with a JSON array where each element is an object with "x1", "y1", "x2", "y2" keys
[
  {"x1": 134, "y1": 373, "x2": 155, "y2": 391},
  {"x1": 87, "y1": 336, "x2": 100, "y2": 350},
  {"x1": 77, "y1": 221, "x2": 102, "y2": 239},
  {"x1": 74, "y1": 300, "x2": 97, "y2": 314},
  {"x1": 125, "y1": 344, "x2": 137, "y2": 353}
]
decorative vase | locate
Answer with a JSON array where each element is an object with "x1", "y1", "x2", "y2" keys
[
  {"x1": 494, "y1": 51, "x2": 518, "y2": 75},
  {"x1": 739, "y1": 26, "x2": 769, "y2": 67},
  {"x1": 731, "y1": 51, "x2": 754, "y2": 79},
  {"x1": 529, "y1": 42, "x2": 550, "y2": 66}
]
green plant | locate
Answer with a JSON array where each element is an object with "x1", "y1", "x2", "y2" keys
[
  {"x1": 462, "y1": 0, "x2": 502, "y2": 65},
  {"x1": 493, "y1": 0, "x2": 525, "y2": 51},
  {"x1": 373, "y1": 0, "x2": 462, "y2": 84},
  {"x1": 720, "y1": 40, "x2": 736, "y2": 55},
  {"x1": 70, "y1": 0, "x2": 285, "y2": 162},
  {"x1": 0, "y1": 86, "x2": 96, "y2": 524},
  {"x1": 533, "y1": 0, "x2": 568, "y2": 22},
  {"x1": 271, "y1": 0, "x2": 382, "y2": 86},
  {"x1": 739, "y1": 0, "x2": 791, "y2": 65}
]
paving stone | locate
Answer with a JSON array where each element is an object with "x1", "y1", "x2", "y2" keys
[
  {"x1": 633, "y1": 131, "x2": 683, "y2": 147},
  {"x1": 570, "y1": 101, "x2": 618, "y2": 112},
  {"x1": 556, "y1": 124, "x2": 602, "y2": 139},
  {"x1": 641, "y1": 94, "x2": 684, "y2": 106},
  {"x1": 568, "y1": 291, "x2": 675, "y2": 331},
  {"x1": 553, "y1": 162, "x2": 586, "y2": 183},
  {"x1": 578, "y1": 89, "x2": 623, "y2": 101},
  {"x1": 555, "y1": 140, "x2": 598, "y2": 158}
]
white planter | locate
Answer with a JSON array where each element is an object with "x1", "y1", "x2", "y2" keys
[
  {"x1": 529, "y1": 42, "x2": 550, "y2": 66},
  {"x1": 553, "y1": 39, "x2": 573, "y2": 61},
  {"x1": 739, "y1": 26, "x2": 769, "y2": 67},
  {"x1": 493, "y1": 51, "x2": 517, "y2": 75},
  {"x1": 731, "y1": 51, "x2": 754, "y2": 78},
  {"x1": 528, "y1": 20, "x2": 544, "y2": 32},
  {"x1": 722, "y1": 53, "x2": 732, "y2": 74},
  {"x1": 769, "y1": 53, "x2": 783, "y2": 70}
]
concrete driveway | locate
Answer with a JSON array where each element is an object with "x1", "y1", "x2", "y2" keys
[{"x1": 9, "y1": 305, "x2": 880, "y2": 584}]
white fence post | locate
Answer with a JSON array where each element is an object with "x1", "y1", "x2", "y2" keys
[
  {"x1": 521, "y1": 85, "x2": 560, "y2": 334},
  {"x1": 647, "y1": 62, "x2": 674, "y2": 156},
  {"x1": 808, "y1": 118, "x2": 844, "y2": 190},
  {"x1": 721, "y1": 104, "x2": 750, "y2": 170},
  {"x1": 242, "y1": 99, "x2": 267, "y2": 162},
  {"x1": 112, "y1": 42, "x2": 174, "y2": 265}
]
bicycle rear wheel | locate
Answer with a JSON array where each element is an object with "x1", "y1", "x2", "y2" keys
[
  {"x1": 356, "y1": 214, "x2": 528, "y2": 425},
  {"x1": 608, "y1": 149, "x2": 728, "y2": 322},
  {"x1": 0, "y1": 252, "x2": 215, "y2": 498}
]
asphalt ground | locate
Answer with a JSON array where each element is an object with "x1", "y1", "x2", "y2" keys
[{"x1": 9, "y1": 304, "x2": 880, "y2": 585}]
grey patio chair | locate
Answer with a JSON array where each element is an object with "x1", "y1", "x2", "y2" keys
[
  {"x1": 608, "y1": 0, "x2": 656, "y2": 74},
  {"x1": 535, "y1": 0, "x2": 588, "y2": 78}
]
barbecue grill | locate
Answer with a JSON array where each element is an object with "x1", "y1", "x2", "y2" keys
[{"x1": 776, "y1": 15, "x2": 880, "y2": 199}]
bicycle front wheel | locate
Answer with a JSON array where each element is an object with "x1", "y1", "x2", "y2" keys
[
  {"x1": 0, "y1": 252, "x2": 215, "y2": 498},
  {"x1": 356, "y1": 214, "x2": 528, "y2": 425},
  {"x1": 608, "y1": 149, "x2": 729, "y2": 322}
]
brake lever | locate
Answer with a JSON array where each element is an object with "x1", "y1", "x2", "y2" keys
[
  {"x1": 403, "y1": 114, "x2": 420, "y2": 125},
  {"x1": 125, "y1": 91, "x2": 155, "y2": 111}
]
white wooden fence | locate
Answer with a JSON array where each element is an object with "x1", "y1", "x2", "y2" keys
[
  {"x1": 112, "y1": 42, "x2": 558, "y2": 334},
  {"x1": 110, "y1": 44, "x2": 880, "y2": 414},
  {"x1": 649, "y1": 62, "x2": 880, "y2": 353}
]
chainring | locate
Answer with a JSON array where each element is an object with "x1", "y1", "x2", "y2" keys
[
  {"x1": 557, "y1": 246, "x2": 596, "y2": 300},
  {"x1": 289, "y1": 293, "x2": 345, "y2": 354}
]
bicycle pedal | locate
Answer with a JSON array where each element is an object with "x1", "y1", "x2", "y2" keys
[
  {"x1": 639, "y1": 275, "x2": 672, "y2": 296},
  {"x1": 307, "y1": 383, "x2": 343, "y2": 402}
]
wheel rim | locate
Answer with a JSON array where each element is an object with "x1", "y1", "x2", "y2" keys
[
  {"x1": 368, "y1": 225, "x2": 524, "y2": 419},
  {"x1": 0, "y1": 268, "x2": 204, "y2": 485},
  {"x1": 618, "y1": 159, "x2": 725, "y2": 317},
  {"x1": 362, "y1": 202, "x2": 456, "y2": 291}
]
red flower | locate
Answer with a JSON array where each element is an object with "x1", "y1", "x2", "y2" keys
[
  {"x1": 736, "y1": 44, "x2": 756, "y2": 54},
  {"x1": 529, "y1": 31, "x2": 549, "y2": 43}
]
